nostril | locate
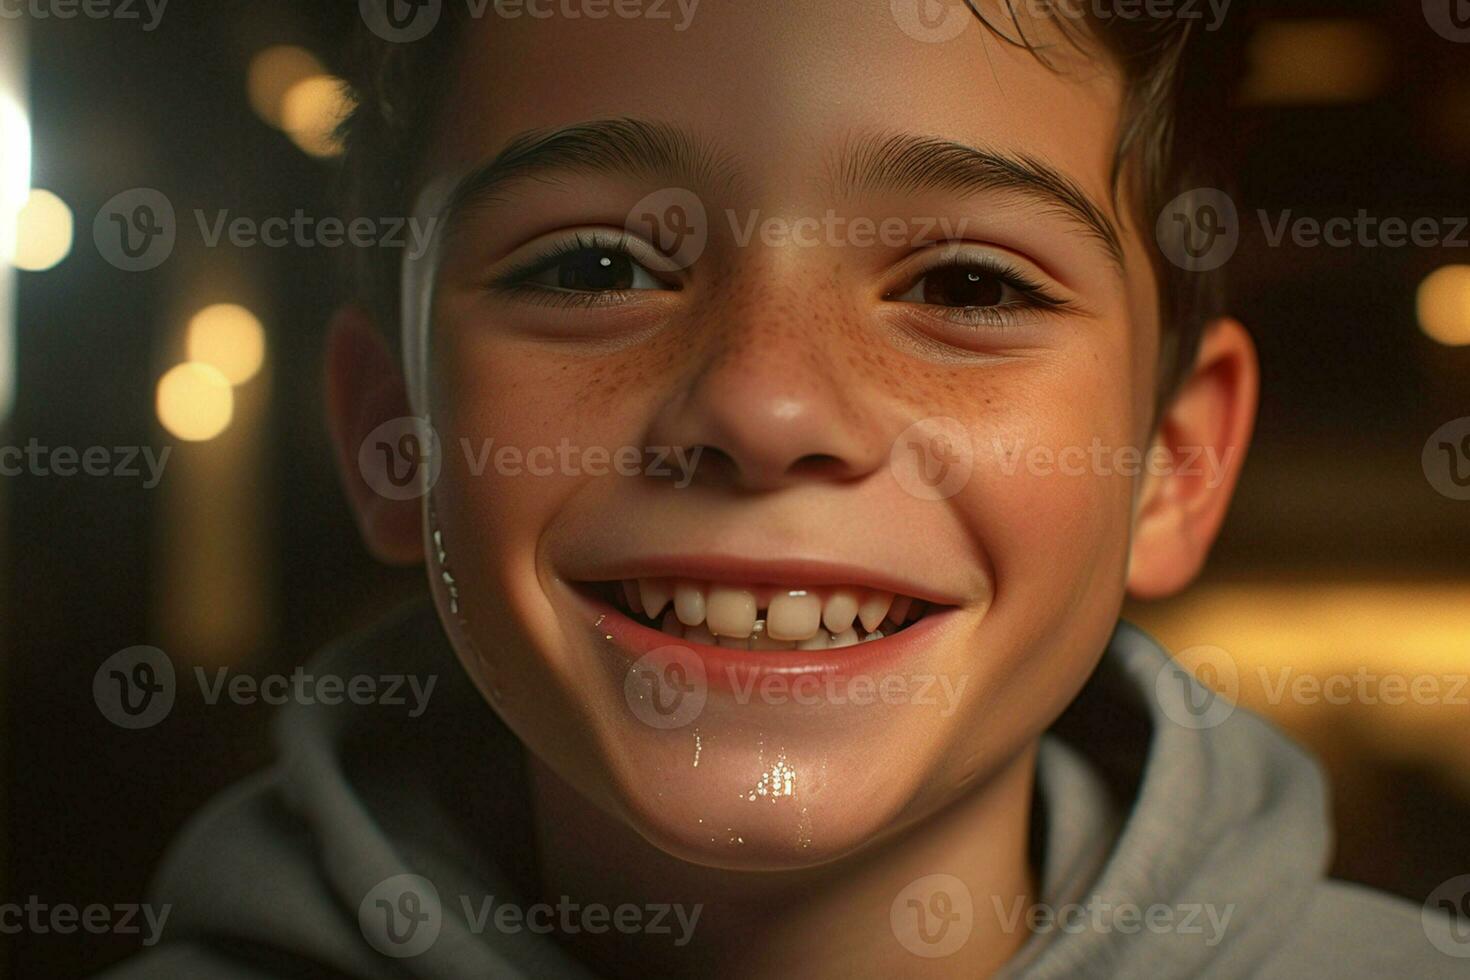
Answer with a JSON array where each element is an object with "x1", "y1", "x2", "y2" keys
[{"x1": 787, "y1": 453, "x2": 852, "y2": 481}]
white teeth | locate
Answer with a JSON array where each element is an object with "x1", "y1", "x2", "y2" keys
[
  {"x1": 716, "y1": 634, "x2": 748, "y2": 649},
  {"x1": 767, "y1": 592, "x2": 821, "y2": 641},
  {"x1": 863, "y1": 629, "x2": 885, "y2": 642},
  {"x1": 822, "y1": 590, "x2": 859, "y2": 634},
  {"x1": 622, "y1": 580, "x2": 643, "y2": 615},
  {"x1": 639, "y1": 579, "x2": 671, "y2": 620},
  {"x1": 706, "y1": 586, "x2": 757, "y2": 638},
  {"x1": 748, "y1": 620, "x2": 797, "y2": 651},
  {"x1": 674, "y1": 582, "x2": 706, "y2": 626},
  {"x1": 889, "y1": 595, "x2": 913, "y2": 625},
  {"x1": 684, "y1": 622, "x2": 715, "y2": 646},
  {"x1": 659, "y1": 610, "x2": 684, "y2": 637},
  {"x1": 858, "y1": 592, "x2": 894, "y2": 633},
  {"x1": 797, "y1": 630, "x2": 830, "y2": 650}
]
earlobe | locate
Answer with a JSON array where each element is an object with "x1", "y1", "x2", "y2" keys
[
  {"x1": 1126, "y1": 317, "x2": 1258, "y2": 600},
  {"x1": 324, "y1": 305, "x2": 426, "y2": 566}
]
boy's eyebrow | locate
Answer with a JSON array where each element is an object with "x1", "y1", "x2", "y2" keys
[
  {"x1": 829, "y1": 130, "x2": 1125, "y2": 270},
  {"x1": 439, "y1": 117, "x2": 743, "y2": 232},
  {"x1": 438, "y1": 118, "x2": 1124, "y2": 271}
]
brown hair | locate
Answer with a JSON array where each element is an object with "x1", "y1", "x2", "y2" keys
[{"x1": 335, "y1": 1, "x2": 1243, "y2": 401}]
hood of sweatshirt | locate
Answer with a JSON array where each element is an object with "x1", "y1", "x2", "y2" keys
[{"x1": 103, "y1": 600, "x2": 1459, "y2": 979}]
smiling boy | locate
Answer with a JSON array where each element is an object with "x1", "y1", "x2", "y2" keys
[{"x1": 106, "y1": 2, "x2": 1461, "y2": 977}]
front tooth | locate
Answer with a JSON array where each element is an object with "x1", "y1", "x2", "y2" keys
[
  {"x1": 797, "y1": 629, "x2": 830, "y2": 650},
  {"x1": 622, "y1": 580, "x2": 643, "y2": 614},
  {"x1": 829, "y1": 627, "x2": 859, "y2": 648},
  {"x1": 749, "y1": 620, "x2": 797, "y2": 651},
  {"x1": 706, "y1": 586, "x2": 757, "y2": 638},
  {"x1": 716, "y1": 634, "x2": 748, "y2": 649},
  {"x1": 858, "y1": 592, "x2": 894, "y2": 633},
  {"x1": 639, "y1": 579, "x2": 671, "y2": 619},
  {"x1": 889, "y1": 595, "x2": 913, "y2": 625},
  {"x1": 822, "y1": 590, "x2": 859, "y2": 633},
  {"x1": 767, "y1": 592, "x2": 821, "y2": 640},
  {"x1": 685, "y1": 622, "x2": 715, "y2": 646},
  {"x1": 674, "y1": 582, "x2": 707, "y2": 626},
  {"x1": 659, "y1": 610, "x2": 685, "y2": 637}
]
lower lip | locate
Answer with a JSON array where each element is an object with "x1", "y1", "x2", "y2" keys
[{"x1": 572, "y1": 588, "x2": 959, "y2": 693}]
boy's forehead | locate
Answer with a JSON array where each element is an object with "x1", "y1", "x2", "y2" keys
[{"x1": 425, "y1": 0, "x2": 1124, "y2": 212}]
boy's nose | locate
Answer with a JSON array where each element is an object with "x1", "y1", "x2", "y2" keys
[{"x1": 645, "y1": 295, "x2": 889, "y2": 492}]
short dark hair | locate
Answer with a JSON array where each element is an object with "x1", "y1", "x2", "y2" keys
[{"x1": 336, "y1": 2, "x2": 1243, "y2": 403}]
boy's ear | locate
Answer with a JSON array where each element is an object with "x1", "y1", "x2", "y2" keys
[
  {"x1": 1127, "y1": 317, "x2": 1258, "y2": 600},
  {"x1": 324, "y1": 304, "x2": 425, "y2": 566}
]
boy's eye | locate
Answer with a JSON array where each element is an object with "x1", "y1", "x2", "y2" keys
[
  {"x1": 889, "y1": 262, "x2": 1023, "y2": 309},
  {"x1": 526, "y1": 246, "x2": 666, "y2": 293}
]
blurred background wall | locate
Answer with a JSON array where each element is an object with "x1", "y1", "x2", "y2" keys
[{"x1": 0, "y1": 0, "x2": 1467, "y2": 975}]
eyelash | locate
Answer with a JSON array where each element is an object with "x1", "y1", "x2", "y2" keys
[
  {"x1": 485, "y1": 231, "x2": 671, "y2": 310},
  {"x1": 486, "y1": 236, "x2": 1074, "y2": 325}
]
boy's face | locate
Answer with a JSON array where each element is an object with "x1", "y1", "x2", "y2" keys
[{"x1": 400, "y1": 1, "x2": 1175, "y2": 867}]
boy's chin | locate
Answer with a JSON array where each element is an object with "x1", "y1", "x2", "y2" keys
[{"x1": 601, "y1": 736, "x2": 935, "y2": 872}]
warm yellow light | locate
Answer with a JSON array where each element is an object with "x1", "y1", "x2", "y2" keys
[
  {"x1": 1240, "y1": 20, "x2": 1391, "y2": 105},
  {"x1": 12, "y1": 188, "x2": 72, "y2": 271},
  {"x1": 156, "y1": 362, "x2": 234, "y2": 442},
  {"x1": 280, "y1": 75, "x2": 351, "y2": 159},
  {"x1": 1417, "y1": 265, "x2": 1470, "y2": 347},
  {"x1": 247, "y1": 45, "x2": 326, "y2": 129},
  {"x1": 187, "y1": 303, "x2": 265, "y2": 384}
]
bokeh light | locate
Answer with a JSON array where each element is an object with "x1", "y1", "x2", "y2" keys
[
  {"x1": 156, "y1": 361, "x2": 234, "y2": 441},
  {"x1": 1417, "y1": 265, "x2": 1470, "y2": 347},
  {"x1": 280, "y1": 74, "x2": 351, "y2": 159},
  {"x1": 12, "y1": 188, "x2": 73, "y2": 271},
  {"x1": 1241, "y1": 20, "x2": 1391, "y2": 104},
  {"x1": 186, "y1": 303, "x2": 266, "y2": 384},
  {"x1": 247, "y1": 45, "x2": 326, "y2": 129}
]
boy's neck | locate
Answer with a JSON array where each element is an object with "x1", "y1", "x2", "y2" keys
[{"x1": 527, "y1": 743, "x2": 1039, "y2": 979}]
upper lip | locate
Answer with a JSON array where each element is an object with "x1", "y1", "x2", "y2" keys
[{"x1": 562, "y1": 554, "x2": 968, "y2": 606}]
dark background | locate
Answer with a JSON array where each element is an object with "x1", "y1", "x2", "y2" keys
[{"x1": 3, "y1": 1, "x2": 1469, "y2": 975}]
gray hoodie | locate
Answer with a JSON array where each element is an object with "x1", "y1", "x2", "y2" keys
[{"x1": 102, "y1": 601, "x2": 1465, "y2": 978}]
